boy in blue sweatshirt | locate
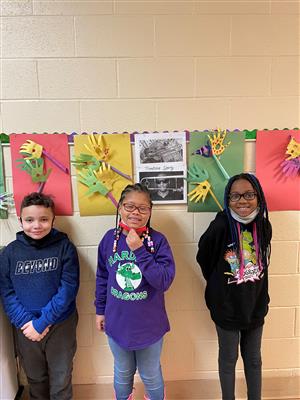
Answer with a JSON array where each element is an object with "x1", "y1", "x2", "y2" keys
[{"x1": 0, "y1": 192, "x2": 80, "y2": 400}]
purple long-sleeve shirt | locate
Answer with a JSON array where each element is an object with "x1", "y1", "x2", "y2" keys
[{"x1": 95, "y1": 228, "x2": 175, "y2": 350}]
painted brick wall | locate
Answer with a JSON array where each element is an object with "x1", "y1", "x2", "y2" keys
[{"x1": 0, "y1": 0, "x2": 299, "y2": 394}]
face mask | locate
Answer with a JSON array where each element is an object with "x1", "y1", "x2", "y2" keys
[
  {"x1": 229, "y1": 207, "x2": 259, "y2": 224},
  {"x1": 119, "y1": 220, "x2": 147, "y2": 234}
]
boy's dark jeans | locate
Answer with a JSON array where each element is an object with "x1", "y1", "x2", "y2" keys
[
  {"x1": 14, "y1": 310, "x2": 78, "y2": 400},
  {"x1": 216, "y1": 324, "x2": 263, "y2": 400}
]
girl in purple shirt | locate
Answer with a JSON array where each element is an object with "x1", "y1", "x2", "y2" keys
[{"x1": 95, "y1": 183, "x2": 175, "y2": 400}]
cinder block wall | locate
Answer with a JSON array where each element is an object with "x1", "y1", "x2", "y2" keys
[{"x1": 0, "y1": 0, "x2": 299, "y2": 396}]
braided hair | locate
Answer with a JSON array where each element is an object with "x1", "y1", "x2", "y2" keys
[
  {"x1": 113, "y1": 183, "x2": 154, "y2": 253},
  {"x1": 224, "y1": 173, "x2": 272, "y2": 268}
]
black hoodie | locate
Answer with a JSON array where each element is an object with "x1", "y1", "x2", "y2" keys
[{"x1": 196, "y1": 211, "x2": 271, "y2": 330}]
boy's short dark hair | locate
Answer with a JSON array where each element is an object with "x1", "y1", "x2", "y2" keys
[{"x1": 20, "y1": 192, "x2": 55, "y2": 214}]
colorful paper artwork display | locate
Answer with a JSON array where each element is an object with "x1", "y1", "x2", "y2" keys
[
  {"x1": 187, "y1": 164, "x2": 223, "y2": 211},
  {"x1": 188, "y1": 130, "x2": 245, "y2": 212},
  {"x1": 73, "y1": 134, "x2": 132, "y2": 216},
  {"x1": 1, "y1": 129, "x2": 299, "y2": 216},
  {"x1": 256, "y1": 130, "x2": 300, "y2": 211},
  {"x1": 134, "y1": 132, "x2": 187, "y2": 204},
  {"x1": 10, "y1": 134, "x2": 72, "y2": 216}
]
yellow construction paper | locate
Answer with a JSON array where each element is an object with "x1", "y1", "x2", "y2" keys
[{"x1": 74, "y1": 134, "x2": 133, "y2": 216}]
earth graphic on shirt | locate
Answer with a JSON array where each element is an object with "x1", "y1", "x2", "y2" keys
[{"x1": 116, "y1": 262, "x2": 142, "y2": 292}]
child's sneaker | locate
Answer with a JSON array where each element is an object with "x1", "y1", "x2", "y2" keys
[{"x1": 114, "y1": 391, "x2": 135, "y2": 400}]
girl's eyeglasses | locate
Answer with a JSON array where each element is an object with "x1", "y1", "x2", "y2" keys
[
  {"x1": 229, "y1": 192, "x2": 257, "y2": 202},
  {"x1": 122, "y1": 203, "x2": 151, "y2": 214}
]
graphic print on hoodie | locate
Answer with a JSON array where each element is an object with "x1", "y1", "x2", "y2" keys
[{"x1": 224, "y1": 229, "x2": 263, "y2": 285}]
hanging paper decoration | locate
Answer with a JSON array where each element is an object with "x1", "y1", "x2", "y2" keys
[
  {"x1": 16, "y1": 157, "x2": 52, "y2": 193},
  {"x1": 73, "y1": 135, "x2": 131, "y2": 181},
  {"x1": 16, "y1": 139, "x2": 69, "y2": 193},
  {"x1": 188, "y1": 130, "x2": 245, "y2": 212},
  {"x1": 280, "y1": 136, "x2": 300, "y2": 177},
  {"x1": 256, "y1": 130, "x2": 300, "y2": 211},
  {"x1": 77, "y1": 164, "x2": 118, "y2": 207},
  {"x1": 73, "y1": 134, "x2": 132, "y2": 215},
  {"x1": 187, "y1": 165, "x2": 223, "y2": 211},
  {"x1": 10, "y1": 134, "x2": 72, "y2": 216},
  {"x1": 0, "y1": 192, "x2": 14, "y2": 211},
  {"x1": 19, "y1": 139, "x2": 69, "y2": 174},
  {"x1": 207, "y1": 128, "x2": 231, "y2": 179}
]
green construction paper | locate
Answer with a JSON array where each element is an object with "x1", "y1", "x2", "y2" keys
[
  {"x1": 78, "y1": 168, "x2": 110, "y2": 197},
  {"x1": 0, "y1": 134, "x2": 9, "y2": 143},
  {"x1": 0, "y1": 143, "x2": 8, "y2": 219},
  {"x1": 244, "y1": 129, "x2": 257, "y2": 140},
  {"x1": 16, "y1": 157, "x2": 52, "y2": 183},
  {"x1": 71, "y1": 153, "x2": 101, "y2": 171},
  {"x1": 188, "y1": 131, "x2": 245, "y2": 212}
]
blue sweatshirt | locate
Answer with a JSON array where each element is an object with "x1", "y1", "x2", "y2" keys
[
  {"x1": 0, "y1": 228, "x2": 80, "y2": 333},
  {"x1": 95, "y1": 228, "x2": 175, "y2": 350}
]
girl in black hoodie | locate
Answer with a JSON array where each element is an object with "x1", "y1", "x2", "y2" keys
[{"x1": 197, "y1": 173, "x2": 272, "y2": 400}]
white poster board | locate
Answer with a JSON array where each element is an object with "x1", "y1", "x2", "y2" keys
[{"x1": 135, "y1": 132, "x2": 187, "y2": 204}]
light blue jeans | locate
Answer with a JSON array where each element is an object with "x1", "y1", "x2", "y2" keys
[{"x1": 108, "y1": 336, "x2": 164, "y2": 400}]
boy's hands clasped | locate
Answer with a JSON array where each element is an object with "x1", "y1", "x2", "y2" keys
[
  {"x1": 96, "y1": 315, "x2": 105, "y2": 332},
  {"x1": 21, "y1": 321, "x2": 50, "y2": 342}
]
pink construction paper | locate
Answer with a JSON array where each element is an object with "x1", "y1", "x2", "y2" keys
[
  {"x1": 256, "y1": 130, "x2": 300, "y2": 211},
  {"x1": 10, "y1": 134, "x2": 72, "y2": 216}
]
